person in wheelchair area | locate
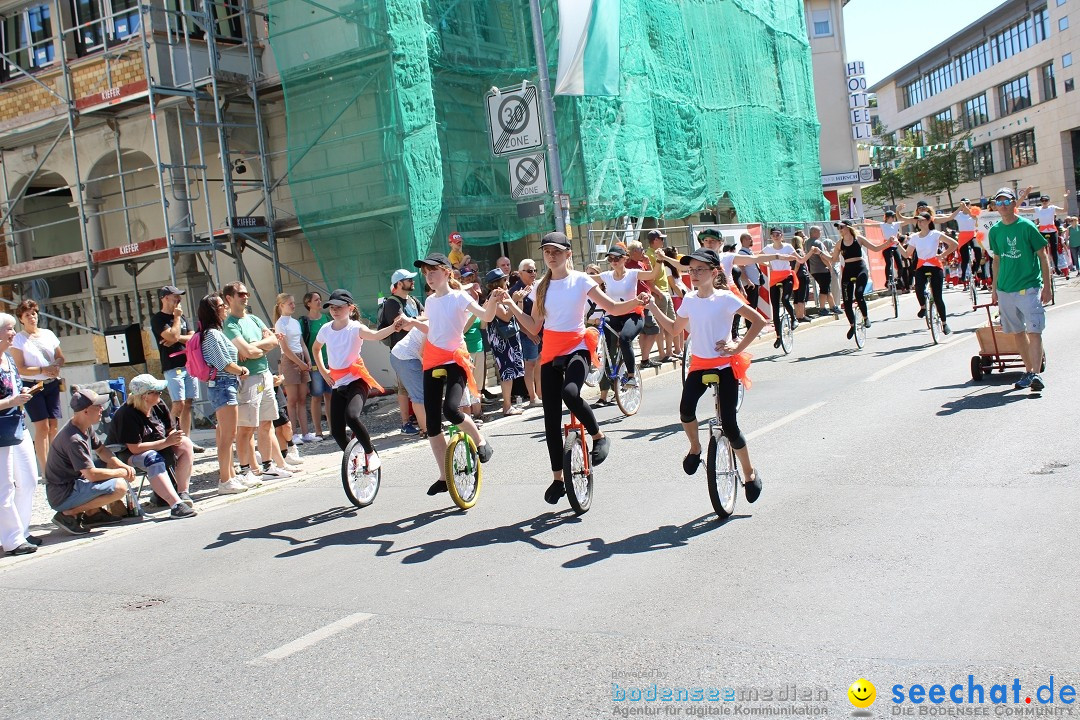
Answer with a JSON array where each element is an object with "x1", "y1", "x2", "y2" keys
[{"x1": 109, "y1": 374, "x2": 197, "y2": 519}]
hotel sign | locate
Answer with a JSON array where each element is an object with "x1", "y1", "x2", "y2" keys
[{"x1": 847, "y1": 61, "x2": 872, "y2": 141}]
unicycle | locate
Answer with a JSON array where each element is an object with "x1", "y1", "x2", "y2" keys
[
  {"x1": 853, "y1": 304, "x2": 867, "y2": 348},
  {"x1": 562, "y1": 412, "x2": 593, "y2": 515},
  {"x1": 925, "y1": 298, "x2": 944, "y2": 345},
  {"x1": 778, "y1": 308, "x2": 794, "y2": 355},
  {"x1": 702, "y1": 372, "x2": 740, "y2": 520},
  {"x1": 890, "y1": 280, "x2": 900, "y2": 318},
  {"x1": 432, "y1": 368, "x2": 482, "y2": 509},
  {"x1": 341, "y1": 438, "x2": 380, "y2": 507}
]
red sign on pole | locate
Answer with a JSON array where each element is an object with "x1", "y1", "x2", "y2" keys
[{"x1": 91, "y1": 237, "x2": 169, "y2": 264}]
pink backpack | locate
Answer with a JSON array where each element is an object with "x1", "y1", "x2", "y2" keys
[{"x1": 182, "y1": 326, "x2": 217, "y2": 382}]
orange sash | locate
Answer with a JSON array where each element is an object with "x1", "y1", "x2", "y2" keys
[
  {"x1": 726, "y1": 283, "x2": 747, "y2": 303},
  {"x1": 768, "y1": 268, "x2": 800, "y2": 291},
  {"x1": 957, "y1": 230, "x2": 975, "y2": 246},
  {"x1": 688, "y1": 352, "x2": 752, "y2": 390},
  {"x1": 540, "y1": 327, "x2": 599, "y2": 367},
  {"x1": 1039, "y1": 224, "x2": 1057, "y2": 233},
  {"x1": 917, "y1": 257, "x2": 943, "y2": 269},
  {"x1": 422, "y1": 340, "x2": 478, "y2": 395},
  {"x1": 328, "y1": 359, "x2": 385, "y2": 394}
]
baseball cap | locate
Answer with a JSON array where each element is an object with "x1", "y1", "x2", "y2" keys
[
  {"x1": 680, "y1": 249, "x2": 721, "y2": 267},
  {"x1": 540, "y1": 231, "x2": 571, "y2": 249},
  {"x1": 994, "y1": 187, "x2": 1017, "y2": 200},
  {"x1": 70, "y1": 387, "x2": 110, "y2": 412},
  {"x1": 390, "y1": 269, "x2": 417, "y2": 285},
  {"x1": 158, "y1": 285, "x2": 185, "y2": 299},
  {"x1": 697, "y1": 228, "x2": 721, "y2": 241},
  {"x1": 1040, "y1": 194, "x2": 1050, "y2": 201},
  {"x1": 884, "y1": 210, "x2": 897, "y2": 218},
  {"x1": 461, "y1": 268, "x2": 476, "y2": 279},
  {"x1": 605, "y1": 246, "x2": 628, "y2": 258},
  {"x1": 916, "y1": 200, "x2": 930, "y2": 208},
  {"x1": 483, "y1": 268, "x2": 506, "y2": 285},
  {"x1": 959, "y1": 198, "x2": 970, "y2": 203},
  {"x1": 322, "y1": 288, "x2": 354, "y2": 308},
  {"x1": 769, "y1": 227, "x2": 783, "y2": 235},
  {"x1": 834, "y1": 219, "x2": 856, "y2": 228},
  {"x1": 448, "y1": 231, "x2": 463, "y2": 244},
  {"x1": 129, "y1": 374, "x2": 168, "y2": 396},
  {"x1": 647, "y1": 229, "x2": 667, "y2": 239},
  {"x1": 414, "y1": 253, "x2": 452, "y2": 269}
]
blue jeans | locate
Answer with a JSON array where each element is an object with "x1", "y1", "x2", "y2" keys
[
  {"x1": 53, "y1": 478, "x2": 118, "y2": 512},
  {"x1": 389, "y1": 354, "x2": 424, "y2": 405},
  {"x1": 207, "y1": 375, "x2": 239, "y2": 412},
  {"x1": 164, "y1": 367, "x2": 200, "y2": 403}
]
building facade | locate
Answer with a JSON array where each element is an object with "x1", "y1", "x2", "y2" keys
[{"x1": 870, "y1": 0, "x2": 1079, "y2": 212}]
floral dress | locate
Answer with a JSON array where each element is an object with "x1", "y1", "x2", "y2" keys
[{"x1": 485, "y1": 317, "x2": 525, "y2": 381}]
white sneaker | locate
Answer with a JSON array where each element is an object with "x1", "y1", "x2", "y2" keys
[
  {"x1": 217, "y1": 479, "x2": 249, "y2": 495},
  {"x1": 365, "y1": 450, "x2": 381, "y2": 472},
  {"x1": 291, "y1": 434, "x2": 304, "y2": 446},
  {"x1": 302, "y1": 433, "x2": 321, "y2": 443},
  {"x1": 285, "y1": 447, "x2": 302, "y2": 466},
  {"x1": 262, "y1": 465, "x2": 293, "y2": 479},
  {"x1": 238, "y1": 471, "x2": 263, "y2": 488}
]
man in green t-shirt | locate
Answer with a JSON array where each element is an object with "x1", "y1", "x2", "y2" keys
[
  {"x1": 988, "y1": 187, "x2": 1052, "y2": 391},
  {"x1": 222, "y1": 281, "x2": 292, "y2": 483}
]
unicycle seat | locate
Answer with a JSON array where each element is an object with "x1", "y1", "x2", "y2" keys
[
  {"x1": 701, "y1": 373, "x2": 720, "y2": 385},
  {"x1": 431, "y1": 368, "x2": 448, "y2": 379}
]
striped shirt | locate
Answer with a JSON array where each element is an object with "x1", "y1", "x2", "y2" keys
[{"x1": 202, "y1": 328, "x2": 239, "y2": 379}]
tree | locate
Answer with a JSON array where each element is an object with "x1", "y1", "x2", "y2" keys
[
  {"x1": 863, "y1": 126, "x2": 906, "y2": 210},
  {"x1": 918, "y1": 118, "x2": 972, "y2": 208}
]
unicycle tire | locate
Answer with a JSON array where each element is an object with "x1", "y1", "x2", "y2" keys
[
  {"x1": 562, "y1": 430, "x2": 593, "y2": 515},
  {"x1": 614, "y1": 360, "x2": 642, "y2": 416},
  {"x1": 892, "y1": 285, "x2": 900, "y2": 318},
  {"x1": 706, "y1": 434, "x2": 738, "y2": 519},
  {"x1": 446, "y1": 433, "x2": 482, "y2": 509},
  {"x1": 779, "y1": 312, "x2": 794, "y2": 355},
  {"x1": 926, "y1": 303, "x2": 941, "y2": 345},
  {"x1": 853, "y1": 308, "x2": 866, "y2": 349},
  {"x1": 341, "y1": 438, "x2": 380, "y2": 508}
]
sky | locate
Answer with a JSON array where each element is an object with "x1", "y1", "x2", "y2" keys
[{"x1": 844, "y1": 0, "x2": 1008, "y2": 87}]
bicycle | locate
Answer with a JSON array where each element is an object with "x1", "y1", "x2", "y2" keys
[
  {"x1": 432, "y1": 368, "x2": 482, "y2": 510},
  {"x1": 561, "y1": 411, "x2": 593, "y2": 515},
  {"x1": 591, "y1": 315, "x2": 643, "y2": 416},
  {"x1": 341, "y1": 438, "x2": 380, "y2": 508},
  {"x1": 702, "y1": 371, "x2": 741, "y2": 520}
]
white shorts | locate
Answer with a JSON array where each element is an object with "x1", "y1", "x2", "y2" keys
[
  {"x1": 237, "y1": 370, "x2": 279, "y2": 427},
  {"x1": 998, "y1": 289, "x2": 1045, "y2": 334}
]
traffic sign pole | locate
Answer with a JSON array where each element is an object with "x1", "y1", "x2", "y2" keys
[{"x1": 528, "y1": 0, "x2": 567, "y2": 235}]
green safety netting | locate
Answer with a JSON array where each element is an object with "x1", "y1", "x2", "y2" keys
[{"x1": 267, "y1": 0, "x2": 825, "y2": 316}]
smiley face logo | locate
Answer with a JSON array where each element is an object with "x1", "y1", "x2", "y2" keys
[{"x1": 848, "y1": 678, "x2": 876, "y2": 708}]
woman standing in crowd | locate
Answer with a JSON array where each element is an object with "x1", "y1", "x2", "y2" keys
[
  {"x1": 463, "y1": 279, "x2": 486, "y2": 425},
  {"x1": 790, "y1": 231, "x2": 812, "y2": 323},
  {"x1": 482, "y1": 268, "x2": 525, "y2": 417},
  {"x1": 10, "y1": 300, "x2": 64, "y2": 473},
  {"x1": 274, "y1": 293, "x2": 317, "y2": 446},
  {"x1": 503, "y1": 232, "x2": 648, "y2": 505},
  {"x1": 300, "y1": 291, "x2": 332, "y2": 439},
  {"x1": 312, "y1": 289, "x2": 403, "y2": 471},
  {"x1": 510, "y1": 259, "x2": 542, "y2": 407},
  {"x1": 0, "y1": 313, "x2": 39, "y2": 555},
  {"x1": 198, "y1": 293, "x2": 251, "y2": 495}
]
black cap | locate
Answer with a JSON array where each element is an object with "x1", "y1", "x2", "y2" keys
[
  {"x1": 1040, "y1": 194, "x2": 1050, "y2": 201},
  {"x1": 680, "y1": 249, "x2": 721, "y2": 267},
  {"x1": 697, "y1": 228, "x2": 721, "y2": 241},
  {"x1": 959, "y1": 197, "x2": 969, "y2": 203},
  {"x1": 834, "y1": 219, "x2": 855, "y2": 228},
  {"x1": 884, "y1": 210, "x2": 897, "y2": 218},
  {"x1": 916, "y1": 200, "x2": 930, "y2": 208},
  {"x1": 322, "y1": 288, "x2": 354, "y2": 308},
  {"x1": 605, "y1": 246, "x2": 628, "y2": 258},
  {"x1": 540, "y1": 231, "x2": 571, "y2": 249},
  {"x1": 414, "y1": 252, "x2": 452, "y2": 269},
  {"x1": 769, "y1": 227, "x2": 783, "y2": 235},
  {"x1": 647, "y1": 229, "x2": 667, "y2": 239},
  {"x1": 158, "y1": 285, "x2": 185, "y2": 299}
]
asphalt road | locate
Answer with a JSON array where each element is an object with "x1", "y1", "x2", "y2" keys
[{"x1": 3, "y1": 282, "x2": 1079, "y2": 719}]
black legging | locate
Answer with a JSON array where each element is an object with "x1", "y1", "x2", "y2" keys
[
  {"x1": 841, "y1": 262, "x2": 868, "y2": 325},
  {"x1": 769, "y1": 277, "x2": 794, "y2": 336},
  {"x1": 330, "y1": 378, "x2": 373, "y2": 453},
  {"x1": 959, "y1": 242, "x2": 974, "y2": 280},
  {"x1": 424, "y1": 363, "x2": 467, "y2": 435},
  {"x1": 794, "y1": 267, "x2": 810, "y2": 304},
  {"x1": 541, "y1": 350, "x2": 598, "y2": 472},
  {"x1": 605, "y1": 312, "x2": 644, "y2": 375},
  {"x1": 680, "y1": 368, "x2": 746, "y2": 450},
  {"x1": 883, "y1": 246, "x2": 904, "y2": 288},
  {"x1": 1043, "y1": 232, "x2": 1060, "y2": 273},
  {"x1": 915, "y1": 265, "x2": 947, "y2": 320}
]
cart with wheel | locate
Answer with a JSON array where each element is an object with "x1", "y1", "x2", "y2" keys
[{"x1": 969, "y1": 302, "x2": 1046, "y2": 381}]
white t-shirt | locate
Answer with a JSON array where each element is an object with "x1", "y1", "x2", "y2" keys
[
  {"x1": 880, "y1": 221, "x2": 900, "y2": 239},
  {"x1": 424, "y1": 290, "x2": 474, "y2": 354},
  {"x1": 910, "y1": 230, "x2": 944, "y2": 262},
  {"x1": 315, "y1": 320, "x2": 365, "y2": 388},
  {"x1": 676, "y1": 290, "x2": 746, "y2": 358},
  {"x1": 718, "y1": 252, "x2": 737, "y2": 279},
  {"x1": 1035, "y1": 206, "x2": 1061, "y2": 229},
  {"x1": 530, "y1": 270, "x2": 596, "y2": 333},
  {"x1": 13, "y1": 329, "x2": 60, "y2": 380},
  {"x1": 955, "y1": 211, "x2": 976, "y2": 232},
  {"x1": 391, "y1": 326, "x2": 425, "y2": 362},
  {"x1": 599, "y1": 268, "x2": 640, "y2": 304},
  {"x1": 274, "y1": 316, "x2": 304, "y2": 356},
  {"x1": 768, "y1": 243, "x2": 797, "y2": 272}
]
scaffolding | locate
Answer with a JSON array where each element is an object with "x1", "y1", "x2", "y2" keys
[{"x1": 0, "y1": 0, "x2": 317, "y2": 335}]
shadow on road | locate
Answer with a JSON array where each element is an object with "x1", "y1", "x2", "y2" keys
[
  {"x1": 937, "y1": 387, "x2": 1040, "y2": 416},
  {"x1": 393, "y1": 510, "x2": 579, "y2": 564},
  {"x1": 561, "y1": 513, "x2": 746, "y2": 569},
  {"x1": 790, "y1": 347, "x2": 858, "y2": 363}
]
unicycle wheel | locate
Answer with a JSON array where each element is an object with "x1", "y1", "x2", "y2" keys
[
  {"x1": 562, "y1": 430, "x2": 593, "y2": 515},
  {"x1": 341, "y1": 438, "x2": 380, "y2": 507},
  {"x1": 706, "y1": 434, "x2": 738, "y2": 519},
  {"x1": 446, "y1": 433, "x2": 482, "y2": 509}
]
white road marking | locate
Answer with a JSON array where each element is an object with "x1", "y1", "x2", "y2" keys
[
  {"x1": 746, "y1": 402, "x2": 827, "y2": 441},
  {"x1": 249, "y1": 612, "x2": 373, "y2": 665}
]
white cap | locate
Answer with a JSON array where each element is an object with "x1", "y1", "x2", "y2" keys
[{"x1": 390, "y1": 269, "x2": 417, "y2": 285}]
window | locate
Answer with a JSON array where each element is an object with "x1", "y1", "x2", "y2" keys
[
  {"x1": 933, "y1": 108, "x2": 953, "y2": 132},
  {"x1": 0, "y1": 4, "x2": 55, "y2": 77},
  {"x1": 1066, "y1": 52, "x2": 1074, "y2": 67},
  {"x1": 69, "y1": 0, "x2": 140, "y2": 56},
  {"x1": 1060, "y1": 15, "x2": 1069, "y2": 31},
  {"x1": 1004, "y1": 129, "x2": 1037, "y2": 169},
  {"x1": 904, "y1": 121, "x2": 923, "y2": 142},
  {"x1": 962, "y1": 94, "x2": 989, "y2": 129},
  {"x1": 998, "y1": 74, "x2": 1032, "y2": 116},
  {"x1": 168, "y1": 0, "x2": 243, "y2": 42},
  {"x1": 969, "y1": 144, "x2": 994, "y2": 177},
  {"x1": 1059, "y1": 0, "x2": 1067, "y2": 6},
  {"x1": 957, "y1": 41, "x2": 991, "y2": 81},
  {"x1": 1067, "y1": 78, "x2": 1075, "y2": 92},
  {"x1": 811, "y1": 9, "x2": 832, "y2": 37},
  {"x1": 991, "y1": 7, "x2": 1049, "y2": 63},
  {"x1": 1042, "y1": 62, "x2": 1057, "y2": 99}
]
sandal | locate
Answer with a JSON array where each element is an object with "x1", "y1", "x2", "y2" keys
[{"x1": 502, "y1": 407, "x2": 523, "y2": 416}]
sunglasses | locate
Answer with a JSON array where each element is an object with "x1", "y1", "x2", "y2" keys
[
  {"x1": 236, "y1": 291, "x2": 249, "y2": 297},
  {"x1": 994, "y1": 199, "x2": 1015, "y2": 206},
  {"x1": 607, "y1": 256, "x2": 625, "y2": 262},
  {"x1": 522, "y1": 268, "x2": 537, "y2": 274}
]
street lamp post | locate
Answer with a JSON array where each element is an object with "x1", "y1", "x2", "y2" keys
[{"x1": 528, "y1": 0, "x2": 567, "y2": 235}]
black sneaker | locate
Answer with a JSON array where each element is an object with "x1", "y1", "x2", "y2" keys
[
  {"x1": 1030, "y1": 374, "x2": 1045, "y2": 391},
  {"x1": 682, "y1": 452, "x2": 701, "y2": 476},
  {"x1": 773, "y1": 338, "x2": 782, "y2": 349},
  {"x1": 52, "y1": 512, "x2": 89, "y2": 536},
  {"x1": 744, "y1": 471, "x2": 762, "y2": 504},
  {"x1": 170, "y1": 503, "x2": 197, "y2": 519},
  {"x1": 917, "y1": 307, "x2": 926, "y2": 318},
  {"x1": 477, "y1": 439, "x2": 494, "y2": 463},
  {"x1": 797, "y1": 317, "x2": 811, "y2": 324},
  {"x1": 863, "y1": 318, "x2": 871, "y2": 329},
  {"x1": 544, "y1": 480, "x2": 566, "y2": 505},
  {"x1": 178, "y1": 491, "x2": 194, "y2": 508},
  {"x1": 590, "y1": 435, "x2": 611, "y2": 466},
  {"x1": 427, "y1": 479, "x2": 448, "y2": 496},
  {"x1": 846, "y1": 326, "x2": 855, "y2": 339},
  {"x1": 25, "y1": 535, "x2": 42, "y2": 546}
]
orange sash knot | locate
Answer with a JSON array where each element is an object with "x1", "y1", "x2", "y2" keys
[
  {"x1": 917, "y1": 257, "x2": 943, "y2": 269},
  {"x1": 422, "y1": 340, "x2": 478, "y2": 395},
  {"x1": 957, "y1": 231, "x2": 975, "y2": 247},
  {"x1": 328, "y1": 358, "x2": 385, "y2": 394},
  {"x1": 688, "y1": 352, "x2": 752, "y2": 390},
  {"x1": 541, "y1": 328, "x2": 599, "y2": 367},
  {"x1": 768, "y1": 268, "x2": 799, "y2": 291}
]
